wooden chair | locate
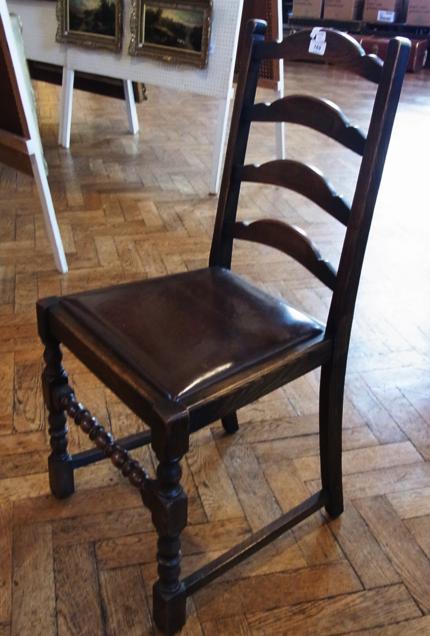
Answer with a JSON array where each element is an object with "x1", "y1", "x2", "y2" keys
[
  {"x1": 37, "y1": 23, "x2": 410, "y2": 634},
  {"x1": 0, "y1": 0, "x2": 67, "y2": 273}
]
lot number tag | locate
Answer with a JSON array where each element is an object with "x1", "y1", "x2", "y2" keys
[{"x1": 309, "y1": 28, "x2": 327, "y2": 56}]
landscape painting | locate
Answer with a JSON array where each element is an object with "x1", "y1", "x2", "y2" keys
[
  {"x1": 129, "y1": 0, "x2": 212, "y2": 68},
  {"x1": 69, "y1": 0, "x2": 116, "y2": 37},
  {"x1": 57, "y1": 0, "x2": 123, "y2": 51},
  {"x1": 144, "y1": 7, "x2": 204, "y2": 53}
]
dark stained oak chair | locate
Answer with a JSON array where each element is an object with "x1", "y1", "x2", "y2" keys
[{"x1": 37, "y1": 23, "x2": 410, "y2": 635}]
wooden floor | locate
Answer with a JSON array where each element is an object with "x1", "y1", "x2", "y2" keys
[{"x1": 1, "y1": 63, "x2": 430, "y2": 635}]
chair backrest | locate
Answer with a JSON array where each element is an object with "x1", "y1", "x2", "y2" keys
[
  {"x1": 210, "y1": 21, "x2": 410, "y2": 348},
  {"x1": 0, "y1": 0, "x2": 40, "y2": 175}
]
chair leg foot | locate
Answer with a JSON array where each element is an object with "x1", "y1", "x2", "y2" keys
[
  {"x1": 153, "y1": 582, "x2": 186, "y2": 635},
  {"x1": 40, "y1": 336, "x2": 74, "y2": 499},
  {"x1": 319, "y1": 360, "x2": 346, "y2": 522},
  {"x1": 48, "y1": 455, "x2": 75, "y2": 499},
  {"x1": 146, "y1": 442, "x2": 188, "y2": 636},
  {"x1": 325, "y1": 488, "x2": 344, "y2": 519},
  {"x1": 222, "y1": 412, "x2": 239, "y2": 435}
]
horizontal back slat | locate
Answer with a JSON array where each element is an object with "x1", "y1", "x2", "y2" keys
[
  {"x1": 250, "y1": 95, "x2": 366, "y2": 156},
  {"x1": 240, "y1": 160, "x2": 350, "y2": 225},
  {"x1": 233, "y1": 219, "x2": 337, "y2": 290},
  {"x1": 255, "y1": 30, "x2": 383, "y2": 83}
]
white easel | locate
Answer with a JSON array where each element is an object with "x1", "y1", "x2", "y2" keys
[
  {"x1": 8, "y1": 0, "x2": 284, "y2": 196},
  {"x1": 58, "y1": 68, "x2": 139, "y2": 148},
  {"x1": 274, "y1": 0, "x2": 286, "y2": 160},
  {"x1": 57, "y1": 0, "x2": 286, "y2": 193},
  {"x1": 54, "y1": 0, "x2": 246, "y2": 195},
  {"x1": 9, "y1": 0, "x2": 246, "y2": 194},
  {"x1": 0, "y1": 0, "x2": 67, "y2": 273}
]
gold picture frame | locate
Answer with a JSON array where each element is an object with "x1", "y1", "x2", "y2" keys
[
  {"x1": 56, "y1": 0, "x2": 123, "y2": 52},
  {"x1": 129, "y1": 0, "x2": 212, "y2": 68}
]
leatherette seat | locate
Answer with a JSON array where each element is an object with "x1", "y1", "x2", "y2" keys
[{"x1": 56, "y1": 267, "x2": 324, "y2": 401}]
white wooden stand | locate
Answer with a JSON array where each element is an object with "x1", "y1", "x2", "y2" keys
[
  {"x1": 58, "y1": 69, "x2": 139, "y2": 148},
  {"x1": 123, "y1": 79, "x2": 139, "y2": 135},
  {"x1": 210, "y1": 90, "x2": 234, "y2": 195},
  {"x1": 275, "y1": 72, "x2": 286, "y2": 160},
  {"x1": 30, "y1": 144, "x2": 68, "y2": 273},
  {"x1": 10, "y1": 0, "x2": 245, "y2": 194},
  {"x1": 0, "y1": 0, "x2": 67, "y2": 273},
  {"x1": 58, "y1": 67, "x2": 74, "y2": 148},
  {"x1": 7, "y1": 0, "x2": 288, "y2": 198}
]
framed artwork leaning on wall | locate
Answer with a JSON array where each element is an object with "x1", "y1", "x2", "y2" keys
[
  {"x1": 129, "y1": 0, "x2": 212, "y2": 68},
  {"x1": 56, "y1": 0, "x2": 123, "y2": 52}
]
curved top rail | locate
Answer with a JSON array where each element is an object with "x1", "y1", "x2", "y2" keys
[{"x1": 255, "y1": 29, "x2": 384, "y2": 83}]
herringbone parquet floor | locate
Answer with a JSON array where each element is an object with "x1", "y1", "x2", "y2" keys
[{"x1": 1, "y1": 62, "x2": 430, "y2": 635}]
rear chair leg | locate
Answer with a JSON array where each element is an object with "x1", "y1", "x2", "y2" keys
[
  {"x1": 319, "y1": 359, "x2": 346, "y2": 518},
  {"x1": 222, "y1": 411, "x2": 239, "y2": 435},
  {"x1": 42, "y1": 338, "x2": 74, "y2": 499}
]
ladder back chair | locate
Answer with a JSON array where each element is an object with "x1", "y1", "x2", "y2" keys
[
  {"x1": 37, "y1": 22, "x2": 410, "y2": 634},
  {"x1": 0, "y1": 0, "x2": 67, "y2": 273}
]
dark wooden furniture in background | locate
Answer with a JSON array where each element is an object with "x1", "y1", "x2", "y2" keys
[
  {"x1": 287, "y1": 15, "x2": 430, "y2": 38},
  {"x1": 36, "y1": 22, "x2": 409, "y2": 635},
  {"x1": 236, "y1": 0, "x2": 282, "y2": 87}
]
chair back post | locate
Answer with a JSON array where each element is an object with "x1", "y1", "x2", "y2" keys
[
  {"x1": 209, "y1": 19, "x2": 266, "y2": 269},
  {"x1": 326, "y1": 37, "x2": 410, "y2": 345}
]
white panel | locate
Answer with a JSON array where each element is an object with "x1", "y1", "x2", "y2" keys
[
  {"x1": 1, "y1": 0, "x2": 68, "y2": 272},
  {"x1": 7, "y1": 0, "x2": 67, "y2": 65},
  {"x1": 7, "y1": 0, "x2": 243, "y2": 99}
]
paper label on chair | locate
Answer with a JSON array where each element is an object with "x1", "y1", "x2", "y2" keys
[
  {"x1": 377, "y1": 9, "x2": 396, "y2": 22},
  {"x1": 309, "y1": 39, "x2": 327, "y2": 56}
]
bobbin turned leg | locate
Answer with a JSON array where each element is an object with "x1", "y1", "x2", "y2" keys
[
  {"x1": 37, "y1": 299, "x2": 74, "y2": 499},
  {"x1": 43, "y1": 341, "x2": 74, "y2": 498},
  {"x1": 144, "y1": 428, "x2": 188, "y2": 635}
]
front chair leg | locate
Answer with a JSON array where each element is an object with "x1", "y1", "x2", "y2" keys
[
  {"x1": 144, "y1": 452, "x2": 188, "y2": 634},
  {"x1": 42, "y1": 339, "x2": 75, "y2": 499}
]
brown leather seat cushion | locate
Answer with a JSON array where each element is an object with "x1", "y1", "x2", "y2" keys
[{"x1": 58, "y1": 267, "x2": 324, "y2": 400}]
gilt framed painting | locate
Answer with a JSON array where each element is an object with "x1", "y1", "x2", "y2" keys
[
  {"x1": 129, "y1": 0, "x2": 212, "y2": 68},
  {"x1": 56, "y1": 0, "x2": 123, "y2": 52}
]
